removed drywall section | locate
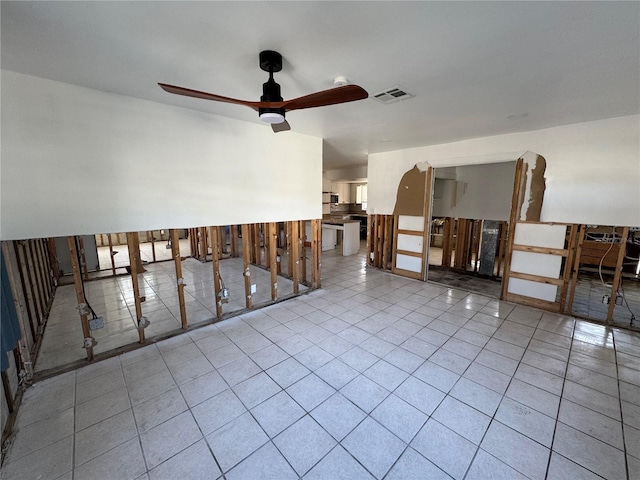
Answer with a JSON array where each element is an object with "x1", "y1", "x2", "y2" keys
[
  {"x1": 1, "y1": 71, "x2": 322, "y2": 240},
  {"x1": 393, "y1": 165, "x2": 427, "y2": 217},
  {"x1": 368, "y1": 115, "x2": 640, "y2": 226}
]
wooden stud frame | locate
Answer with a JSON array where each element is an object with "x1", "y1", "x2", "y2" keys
[
  {"x1": 170, "y1": 229, "x2": 189, "y2": 328},
  {"x1": 291, "y1": 221, "x2": 300, "y2": 294},
  {"x1": 311, "y1": 219, "x2": 321, "y2": 289},
  {"x1": 67, "y1": 236, "x2": 94, "y2": 360},
  {"x1": 210, "y1": 226, "x2": 223, "y2": 319},
  {"x1": 107, "y1": 233, "x2": 117, "y2": 275},
  {"x1": 126, "y1": 232, "x2": 146, "y2": 343},
  {"x1": 230, "y1": 225, "x2": 238, "y2": 257},
  {"x1": 607, "y1": 227, "x2": 630, "y2": 322},
  {"x1": 241, "y1": 224, "x2": 253, "y2": 309},
  {"x1": 12, "y1": 242, "x2": 37, "y2": 342},
  {"x1": 269, "y1": 222, "x2": 278, "y2": 300}
]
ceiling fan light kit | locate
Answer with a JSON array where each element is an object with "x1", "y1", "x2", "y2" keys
[{"x1": 159, "y1": 50, "x2": 368, "y2": 133}]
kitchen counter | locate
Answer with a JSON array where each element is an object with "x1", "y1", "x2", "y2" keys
[{"x1": 321, "y1": 220, "x2": 360, "y2": 256}]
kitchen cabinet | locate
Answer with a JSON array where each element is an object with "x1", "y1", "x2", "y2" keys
[{"x1": 331, "y1": 182, "x2": 351, "y2": 203}]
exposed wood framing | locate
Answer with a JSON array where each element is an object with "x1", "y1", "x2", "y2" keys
[
  {"x1": 2, "y1": 242, "x2": 33, "y2": 361},
  {"x1": 311, "y1": 219, "x2": 321, "y2": 289},
  {"x1": 47, "y1": 238, "x2": 60, "y2": 283},
  {"x1": 558, "y1": 224, "x2": 578, "y2": 312},
  {"x1": 382, "y1": 216, "x2": 393, "y2": 270},
  {"x1": 291, "y1": 220, "x2": 300, "y2": 294},
  {"x1": 67, "y1": 236, "x2": 94, "y2": 360},
  {"x1": 11, "y1": 242, "x2": 36, "y2": 342},
  {"x1": 77, "y1": 236, "x2": 90, "y2": 281},
  {"x1": 607, "y1": 227, "x2": 630, "y2": 322},
  {"x1": 126, "y1": 232, "x2": 146, "y2": 343},
  {"x1": 269, "y1": 222, "x2": 278, "y2": 300},
  {"x1": 501, "y1": 158, "x2": 525, "y2": 300},
  {"x1": 1, "y1": 371, "x2": 14, "y2": 413},
  {"x1": 170, "y1": 229, "x2": 189, "y2": 328},
  {"x1": 472, "y1": 220, "x2": 482, "y2": 273},
  {"x1": 189, "y1": 228, "x2": 198, "y2": 257},
  {"x1": 199, "y1": 226, "x2": 208, "y2": 262},
  {"x1": 209, "y1": 226, "x2": 223, "y2": 319},
  {"x1": 567, "y1": 225, "x2": 587, "y2": 315},
  {"x1": 241, "y1": 224, "x2": 253, "y2": 309},
  {"x1": 299, "y1": 220, "x2": 307, "y2": 284},
  {"x1": 107, "y1": 233, "x2": 117, "y2": 275},
  {"x1": 286, "y1": 222, "x2": 293, "y2": 277},
  {"x1": 149, "y1": 231, "x2": 157, "y2": 262},
  {"x1": 366, "y1": 215, "x2": 373, "y2": 266},
  {"x1": 28, "y1": 240, "x2": 46, "y2": 316},
  {"x1": 219, "y1": 226, "x2": 228, "y2": 255},
  {"x1": 230, "y1": 225, "x2": 238, "y2": 257}
]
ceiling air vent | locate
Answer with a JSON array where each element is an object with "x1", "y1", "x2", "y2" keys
[{"x1": 372, "y1": 86, "x2": 414, "y2": 104}]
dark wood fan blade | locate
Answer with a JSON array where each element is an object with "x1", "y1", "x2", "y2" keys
[
  {"x1": 282, "y1": 85, "x2": 368, "y2": 111},
  {"x1": 158, "y1": 83, "x2": 264, "y2": 109},
  {"x1": 272, "y1": 120, "x2": 291, "y2": 133}
]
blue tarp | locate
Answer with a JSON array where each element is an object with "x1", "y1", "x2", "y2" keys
[{"x1": 1, "y1": 249, "x2": 22, "y2": 372}]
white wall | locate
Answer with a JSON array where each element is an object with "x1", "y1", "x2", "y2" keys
[
  {"x1": 368, "y1": 115, "x2": 640, "y2": 227},
  {"x1": 0, "y1": 71, "x2": 323, "y2": 240}
]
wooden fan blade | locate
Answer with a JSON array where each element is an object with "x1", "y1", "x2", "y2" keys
[
  {"x1": 282, "y1": 85, "x2": 368, "y2": 111},
  {"x1": 158, "y1": 83, "x2": 264, "y2": 109},
  {"x1": 271, "y1": 120, "x2": 291, "y2": 133}
]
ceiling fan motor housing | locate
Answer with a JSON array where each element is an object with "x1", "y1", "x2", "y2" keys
[{"x1": 259, "y1": 52, "x2": 285, "y2": 119}]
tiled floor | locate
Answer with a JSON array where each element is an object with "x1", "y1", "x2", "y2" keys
[{"x1": 3, "y1": 244, "x2": 639, "y2": 479}]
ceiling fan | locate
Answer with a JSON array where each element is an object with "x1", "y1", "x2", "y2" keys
[{"x1": 159, "y1": 50, "x2": 368, "y2": 133}]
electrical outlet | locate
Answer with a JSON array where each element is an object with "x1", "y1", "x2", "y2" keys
[
  {"x1": 615, "y1": 295, "x2": 623, "y2": 305},
  {"x1": 602, "y1": 295, "x2": 610, "y2": 305},
  {"x1": 89, "y1": 317, "x2": 104, "y2": 330},
  {"x1": 251, "y1": 284, "x2": 257, "y2": 294}
]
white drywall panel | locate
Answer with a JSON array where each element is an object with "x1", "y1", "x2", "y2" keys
[
  {"x1": 397, "y1": 215, "x2": 424, "y2": 231},
  {"x1": 368, "y1": 115, "x2": 640, "y2": 227},
  {"x1": 511, "y1": 251, "x2": 563, "y2": 278},
  {"x1": 397, "y1": 233, "x2": 423, "y2": 253},
  {"x1": 396, "y1": 254, "x2": 422, "y2": 273},
  {"x1": 508, "y1": 277, "x2": 558, "y2": 302},
  {"x1": 1, "y1": 71, "x2": 322, "y2": 240},
  {"x1": 513, "y1": 223, "x2": 567, "y2": 248}
]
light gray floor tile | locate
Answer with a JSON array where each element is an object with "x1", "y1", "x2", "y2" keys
[
  {"x1": 310, "y1": 392, "x2": 366, "y2": 441},
  {"x1": 449, "y1": 377, "x2": 502, "y2": 416},
  {"x1": 383, "y1": 346, "x2": 425, "y2": 373},
  {"x1": 385, "y1": 447, "x2": 452, "y2": 480},
  {"x1": 559, "y1": 398, "x2": 625, "y2": 449},
  {"x1": 474, "y1": 349, "x2": 519, "y2": 376},
  {"x1": 463, "y1": 362, "x2": 511, "y2": 394},
  {"x1": 78, "y1": 368, "x2": 127, "y2": 405},
  {"x1": 625, "y1": 425, "x2": 640, "y2": 460},
  {"x1": 340, "y1": 346, "x2": 379, "y2": 372},
  {"x1": 342, "y1": 417, "x2": 406, "y2": 479},
  {"x1": 203, "y1": 343, "x2": 246, "y2": 368},
  {"x1": 432, "y1": 396, "x2": 491, "y2": 445},
  {"x1": 192, "y1": 389, "x2": 246, "y2": 436},
  {"x1": 505, "y1": 378, "x2": 561, "y2": 419},
  {"x1": 359, "y1": 336, "x2": 397, "y2": 357},
  {"x1": 75, "y1": 437, "x2": 145, "y2": 480},
  {"x1": 495, "y1": 397, "x2": 555, "y2": 447},
  {"x1": 481, "y1": 421, "x2": 549, "y2": 480},
  {"x1": 429, "y1": 348, "x2": 473, "y2": 375},
  {"x1": 562, "y1": 380, "x2": 621, "y2": 421},
  {"x1": 522, "y1": 349, "x2": 567, "y2": 377},
  {"x1": 206, "y1": 412, "x2": 269, "y2": 473},
  {"x1": 273, "y1": 415, "x2": 336, "y2": 476},
  {"x1": 132, "y1": 387, "x2": 187, "y2": 433},
  {"x1": 232, "y1": 371, "x2": 281, "y2": 409},
  {"x1": 179, "y1": 369, "x2": 227, "y2": 407},
  {"x1": 250, "y1": 344, "x2": 290, "y2": 370},
  {"x1": 546, "y1": 452, "x2": 604, "y2": 480},
  {"x1": 266, "y1": 357, "x2": 311, "y2": 388},
  {"x1": 411, "y1": 419, "x2": 477, "y2": 480},
  {"x1": 8, "y1": 406, "x2": 74, "y2": 463},
  {"x1": 140, "y1": 410, "x2": 202, "y2": 469},
  {"x1": 304, "y1": 445, "x2": 375, "y2": 480},
  {"x1": 441, "y1": 338, "x2": 482, "y2": 361},
  {"x1": 628, "y1": 455, "x2": 640, "y2": 480},
  {"x1": 623, "y1": 400, "x2": 640, "y2": 429},
  {"x1": 465, "y1": 449, "x2": 529, "y2": 480},
  {"x1": 484, "y1": 338, "x2": 525, "y2": 361},
  {"x1": 75, "y1": 409, "x2": 138, "y2": 467},
  {"x1": 128, "y1": 369, "x2": 177, "y2": 406},
  {"x1": 514, "y1": 363, "x2": 563, "y2": 396},
  {"x1": 364, "y1": 360, "x2": 409, "y2": 391},
  {"x1": 286, "y1": 373, "x2": 335, "y2": 411},
  {"x1": 414, "y1": 327, "x2": 450, "y2": 348},
  {"x1": 340, "y1": 375, "x2": 390, "y2": 413},
  {"x1": 217, "y1": 355, "x2": 261, "y2": 386},
  {"x1": 251, "y1": 390, "x2": 305, "y2": 437},
  {"x1": 553, "y1": 422, "x2": 626, "y2": 480},
  {"x1": 371, "y1": 394, "x2": 427, "y2": 442},
  {"x1": 168, "y1": 354, "x2": 214, "y2": 385},
  {"x1": 400, "y1": 337, "x2": 439, "y2": 359},
  {"x1": 148, "y1": 439, "x2": 220, "y2": 480},
  {"x1": 413, "y1": 360, "x2": 460, "y2": 393},
  {"x1": 1, "y1": 435, "x2": 73, "y2": 480},
  {"x1": 395, "y1": 376, "x2": 446, "y2": 415},
  {"x1": 225, "y1": 442, "x2": 297, "y2": 480},
  {"x1": 234, "y1": 332, "x2": 273, "y2": 354},
  {"x1": 278, "y1": 334, "x2": 315, "y2": 356},
  {"x1": 620, "y1": 381, "x2": 640, "y2": 407},
  {"x1": 316, "y1": 358, "x2": 359, "y2": 389},
  {"x1": 295, "y1": 344, "x2": 335, "y2": 370}
]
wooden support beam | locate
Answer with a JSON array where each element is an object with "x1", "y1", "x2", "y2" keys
[
  {"x1": 47, "y1": 238, "x2": 60, "y2": 283},
  {"x1": 169, "y1": 229, "x2": 189, "y2": 328},
  {"x1": 286, "y1": 222, "x2": 293, "y2": 277},
  {"x1": 607, "y1": 226, "x2": 630, "y2": 322},
  {"x1": 18, "y1": 242, "x2": 42, "y2": 327},
  {"x1": 35, "y1": 239, "x2": 51, "y2": 298},
  {"x1": 311, "y1": 219, "x2": 321, "y2": 289},
  {"x1": 3, "y1": 243, "x2": 34, "y2": 355},
  {"x1": 442, "y1": 217, "x2": 453, "y2": 268},
  {"x1": 77, "y1": 236, "x2": 90, "y2": 281},
  {"x1": 28, "y1": 240, "x2": 47, "y2": 316},
  {"x1": 108, "y1": 233, "x2": 117, "y2": 275},
  {"x1": 269, "y1": 222, "x2": 278, "y2": 300},
  {"x1": 472, "y1": 221, "x2": 482, "y2": 273},
  {"x1": 190, "y1": 228, "x2": 198, "y2": 257},
  {"x1": 501, "y1": 158, "x2": 525, "y2": 299},
  {"x1": 366, "y1": 215, "x2": 373, "y2": 266},
  {"x1": 559, "y1": 224, "x2": 578, "y2": 313},
  {"x1": 126, "y1": 232, "x2": 146, "y2": 343},
  {"x1": 149, "y1": 231, "x2": 157, "y2": 262},
  {"x1": 230, "y1": 225, "x2": 238, "y2": 257},
  {"x1": 495, "y1": 221, "x2": 508, "y2": 276},
  {"x1": 1, "y1": 371, "x2": 14, "y2": 413},
  {"x1": 241, "y1": 224, "x2": 253, "y2": 309},
  {"x1": 199, "y1": 227, "x2": 208, "y2": 262},
  {"x1": 291, "y1": 220, "x2": 300, "y2": 294},
  {"x1": 382, "y1": 216, "x2": 393, "y2": 270},
  {"x1": 11, "y1": 242, "x2": 36, "y2": 342},
  {"x1": 209, "y1": 226, "x2": 223, "y2": 319},
  {"x1": 67, "y1": 236, "x2": 94, "y2": 360},
  {"x1": 567, "y1": 225, "x2": 586, "y2": 315},
  {"x1": 299, "y1": 220, "x2": 307, "y2": 283}
]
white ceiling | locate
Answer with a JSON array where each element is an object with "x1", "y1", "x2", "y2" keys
[{"x1": 2, "y1": 1, "x2": 639, "y2": 170}]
